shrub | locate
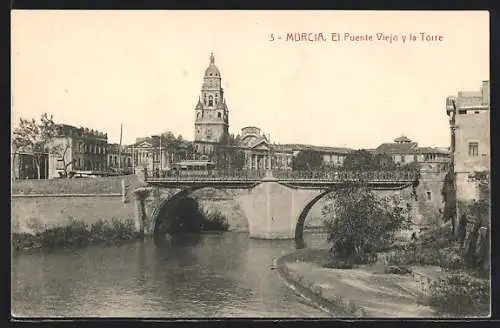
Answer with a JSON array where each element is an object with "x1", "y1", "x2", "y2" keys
[
  {"x1": 12, "y1": 218, "x2": 140, "y2": 251},
  {"x1": 202, "y1": 209, "x2": 229, "y2": 231},
  {"x1": 323, "y1": 186, "x2": 413, "y2": 265},
  {"x1": 323, "y1": 258, "x2": 354, "y2": 269},
  {"x1": 427, "y1": 273, "x2": 490, "y2": 317}
]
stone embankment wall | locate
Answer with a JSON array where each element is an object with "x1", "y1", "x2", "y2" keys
[
  {"x1": 11, "y1": 177, "x2": 250, "y2": 234},
  {"x1": 11, "y1": 176, "x2": 143, "y2": 234}
]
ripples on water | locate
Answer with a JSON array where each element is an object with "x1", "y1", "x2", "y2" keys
[{"x1": 12, "y1": 231, "x2": 331, "y2": 318}]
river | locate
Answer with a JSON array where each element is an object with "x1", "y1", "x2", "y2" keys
[{"x1": 12, "y1": 231, "x2": 332, "y2": 318}]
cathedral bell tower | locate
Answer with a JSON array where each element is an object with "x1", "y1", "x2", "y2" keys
[{"x1": 194, "y1": 53, "x2": 230, "y2": 157}]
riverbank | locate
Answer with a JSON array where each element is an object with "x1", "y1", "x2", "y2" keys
[
  {"x1": 277, "y1": 248, "x2": 442, "y2": 318},
  {"x1": 12, "y1": 218, "x2": 141, "y2": 252}
]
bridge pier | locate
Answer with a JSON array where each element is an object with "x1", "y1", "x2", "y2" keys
[{"x1": 234, "y1": 179, "x2": 323, "y2": 240}]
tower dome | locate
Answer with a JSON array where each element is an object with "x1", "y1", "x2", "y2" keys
[{"x1": 204, "y1": 52, "x2": 221, "y2": 77}]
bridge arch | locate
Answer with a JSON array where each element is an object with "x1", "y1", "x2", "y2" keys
[
  {"x1": 294, "y1": 189, "x2": 333, "y2": 244},
  {"x1": 151, "y1": 185, "x2": 251, "y2": 242}
]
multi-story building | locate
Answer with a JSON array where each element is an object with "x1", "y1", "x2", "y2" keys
[
  {"x1": 47, "y1": 124, "x2": 108, "y2": 178},
  {"x1": 446, "y1": 81, "x2": 490, "y2": 203},
  {"x1": 11, "y1": 151, "x2": 49, "y2": 180},
  {"x1": 284, "y1": 144, "x2": 352, "y2": 168},
  {"x1": 107, "y1": 143, "x2": 133, "y2": 173},
  {"x1": 374, "y1": 135, "x2": 450, "y2": 167},
  {"x1": 130, "y1": 136, "x2": 193, "y2": 172}
]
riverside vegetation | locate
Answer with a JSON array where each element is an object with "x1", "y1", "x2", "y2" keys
[
  {"x1": 12, "y1": 198, "x2": 230, "y2": 252},
  {"x1": 318, "y1": 169, "x2": 490, "y2": 317}
]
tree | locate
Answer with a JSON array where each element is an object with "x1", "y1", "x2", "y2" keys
[
  {"x1": 54, "y1": 139, "x2": 77, "y2": 178},
  {"x1": 322, "y1": 186, "x2": 413, "y2": 264},
  {"x1": 228, "y1": 134, "x2": 241, "y2": 146},
  {"x1": 441, "y1": 169, "x2": 457, "y2": 232},
  {"x1": 214, "y1": 145, "x2": 246, "y2": 170},
  {"x1": 343, "y1": 150, "x2": 397, "y2": 171},
  {"x1": 292, "y1": 149, "x2": 323, "y2": 171},
  {"x1": 12, "y1": 113, "x2": 58, "y2": 179}
]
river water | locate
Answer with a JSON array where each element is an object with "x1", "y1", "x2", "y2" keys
[{"x1": 12, "y1": 231, "x2": 332, "y2": 318}]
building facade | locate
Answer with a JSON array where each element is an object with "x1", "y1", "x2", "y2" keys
[
  {"x1": 374, "y1": 135, "x2": 450, "y2": 167},
  {"x1": 47, "y1": 124, "x2": 108, "y2": 178},
  {"x1": 107, "y1": 143, "x2": 133, "y2": 173},
  {"x1": 194, "y1": 53, "x2": 230, "y2": 158},
  {"x1": 446, "y1": 81, "x2": 490, "y2": 202},
  {"x1": 237, "y1": 127, "x2": 293, "y2": 170},
  {"x1": 130, "y1": 136, "x2": 194, "y2": 172},
  {"x1": 11, "y1": 151, "x2": 49, "y2": 180}
]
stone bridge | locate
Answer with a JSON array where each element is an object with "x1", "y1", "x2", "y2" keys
[{"x1": 132, "y1": 170, "x2": 419, "y2": 242}]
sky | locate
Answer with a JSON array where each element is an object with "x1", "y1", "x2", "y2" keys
[{"x1": 11, "y1": 10, "x2": 489, "y2": 148}]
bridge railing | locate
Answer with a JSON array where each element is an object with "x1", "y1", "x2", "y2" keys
[
  {"x1": 143, "y1": 168, "x2": 418, "y2": 183},
  {"x1": 144, "y1": 169, "x2": 268, "y2": 182},
  {"x1": 272, "y1": 170, "x2": 418, "y2": 182}
]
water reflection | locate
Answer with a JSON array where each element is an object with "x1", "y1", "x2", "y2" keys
[{"x1": 12, "y1": 232, "x2": 331, "y2": 318}]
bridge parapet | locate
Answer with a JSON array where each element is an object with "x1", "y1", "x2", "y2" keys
[{"x1": 143, "y1": 169, "x2": 419, "y2": 184}]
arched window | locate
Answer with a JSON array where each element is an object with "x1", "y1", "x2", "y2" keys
[
  {"x1": 208, "y1": 95, "x2": 213, "y2": 106},
  {"x1": 215, "y1": 94, "x2": 219, "y2": 104},
  {"x1": 218, "y1": 112, "x2": 222, "y2": 118},
  {"x1": 203, "y1": 94, "x2": 207, "y2": 105},
  {"x1": 197, "y1": 112, "x2": 201, "y2": 119}
]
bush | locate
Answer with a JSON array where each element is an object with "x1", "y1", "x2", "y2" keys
[
  {"x1": 427, "y1": 273, "x2": 490, "y2": 317},
  {"x1": 323, "y1": 186, "x2": 413, "y2": 265},
  {"x1": 202, "y1": 210, "x2": 229, "y2": 231},
  {"x1": 12, "y1": 218, "x2": 140, "y2": 251},
  {"x1": 388, "y1": 246, "x2": 441, "y2": 266},
  {"x1": 323, "y1": 258, "x2": 354, "y2": 269}
]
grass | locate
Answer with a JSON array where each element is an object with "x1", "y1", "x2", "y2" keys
[{"x1": 12, "y1": 218, "x2": 140, "y2": 251}]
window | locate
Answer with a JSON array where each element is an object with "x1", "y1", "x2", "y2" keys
[
  {"x1": 56, "y1": 159, "x2": 64, "y2": 170},
  {"x1": 197, "y1": 112, "x2": 201, "y2": 119},
  {"x1": 208, "y1": 95, "x2": 214, "y2": 106},
  {"x1": 458, "y1": 109, "x2": 467, "y2": 114},
  {"x1": 203, "y1": 94, "x2": 207, "y2": 105},
  {"x1": 400, "y1": 155, "x2": 405, "y2": 163},
  {"x1": 218, "y1": 112, "x2": 221, "y2": 118},
  {"x1": 413, "y1": 155, "x2": 418, "y2": 162},
  {"x1": 468, "y1": 142, "x2": 479, "y2": 156},
  {"x1": 475, "y1": 111, "x2": 480, "y2": 114},
  {"x1": 215, "y1": 94, "x2": 219, "y2": 104},
  {"x1": 426, "y1": 191, "x2": 432, "y2": 201}
]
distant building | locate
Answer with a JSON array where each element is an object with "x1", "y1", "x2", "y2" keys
[
  {"x1": 11, "y1": 151, "x2": 49, "y2": 180},
  {"x1": 47, "y1": 124, "x2": 108, "y2": 178},
  {"x1": 284, "y1": 144, "x2": 352, "y2": 168},
  {"x1": 193, "y1": 53, "x2": 230, "y2": 158},
  {"x1": 446, "y1": 80, "x2": 490, "y2": 202},
  {"x1": 236, "y1": 127, "x2": 293, "y2": 170},
  {"x1": 374, "y1": 135, "x2": 450, "y2": 167},
  {"x1": 130, "y1": 136, "x2": 193, "y2": 172},
  {"x1": 107, "y1": 143, "x2": 133, "y2": 173}
]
